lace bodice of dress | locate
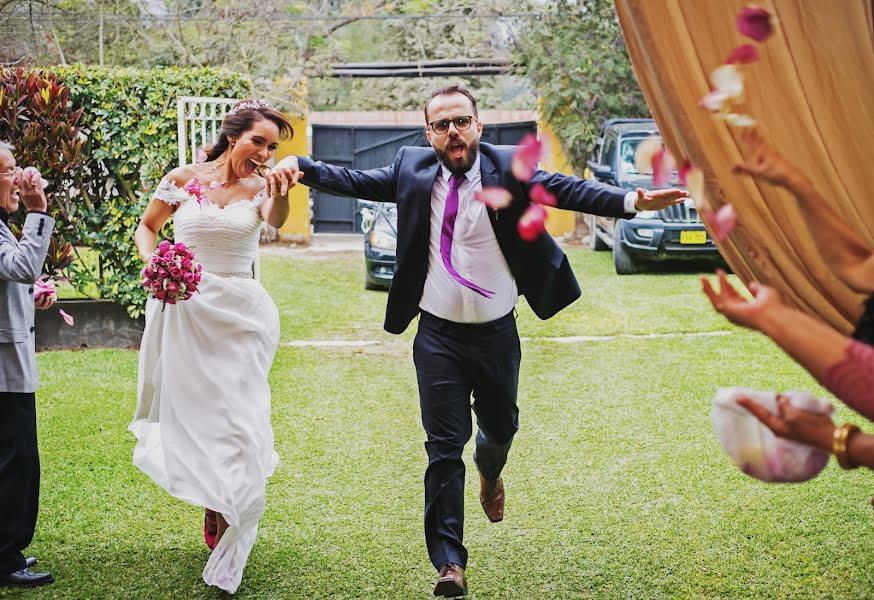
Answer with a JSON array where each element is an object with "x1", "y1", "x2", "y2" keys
[{"x1": 152, "y1": 178, "x2": 265, "y2": 274}]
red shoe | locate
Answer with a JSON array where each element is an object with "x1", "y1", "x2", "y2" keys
[{"x1": 204, "y1": 509, "x2": 217, "y2": 550}]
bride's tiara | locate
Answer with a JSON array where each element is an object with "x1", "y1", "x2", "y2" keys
[{"x1": 227, "y1": 100, "x2": 273, "y2": 116}]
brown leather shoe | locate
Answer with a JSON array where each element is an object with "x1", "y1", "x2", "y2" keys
[
  {"x1": 433, "y1": 564, "x2": 467, "y2": 597},
  {"x1": 479, "y1": 474, "x2": 504, "y2": 522}
]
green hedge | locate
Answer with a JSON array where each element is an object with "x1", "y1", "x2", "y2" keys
[{"x1": 55, "y1": 65, "x2": 250, "y2": 317}]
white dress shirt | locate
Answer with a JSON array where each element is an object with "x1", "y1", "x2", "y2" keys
[
  {"x1": 419, "y1": 156, "x2": 518, "y2": 323},
  {"x1": 419, "y1": 158, "x2": 639, "y2": 324}
]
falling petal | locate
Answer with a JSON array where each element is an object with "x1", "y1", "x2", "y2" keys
[
  {"x1": 711, "y1": 64, "x2": 744, "y2": 100},
  {"x1": 209, "y1": 181, "x2": 221, "y2": 190},
  {"x1": 517, "y1": 203, "x2": 547, "y2": 242},
  {"x1": 529, "y1": 183, "x2": 557, "y2": 207},
  {"x1": 651, "y1": 147, "x2": 676, "y2": 188},
  {"x1": 685, "y1": 167, "x2": 709, "y2": 211},
  {"x1": 59, "y1": 308, "x2": 74, "y2": 327},
  {"x1": 725, "y1": 44, "x2": 760, "y2": 65},
  {"x1": 634, "y1": 136, "x2": 663, "y2": 174},
  {"x1": 475, "y1": 187, "x2": 513, "y2": 209},
  {"x1": 699, "y1": 89, "x2": 730, "y2": 113},
  {"x1": 738, "y1": 5, "x2": 775, "y2": 42},
  {"x1": 720, "y1": 113, "x2": 757, "y2": 127},
  {"x1": 511, "y1": 133, "x2": 543, "y2": 183},
  {"x1": 678, "y1": 160, "x2": 693, "y2": 186},
  {"x1": 195, "y1": 148, "x2": 208, "y2": 164},
  {"x1": 702, "y1": 203, "x2": 737, "y2": 242}
]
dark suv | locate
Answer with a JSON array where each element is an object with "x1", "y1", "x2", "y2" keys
[{"x1": 585, "y1": 118, "x2": 722, "y2": 274}]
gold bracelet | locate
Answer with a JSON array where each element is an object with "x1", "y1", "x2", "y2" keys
[{"x1": 833, "y1": 423, "x2": 861, "y2": 470}]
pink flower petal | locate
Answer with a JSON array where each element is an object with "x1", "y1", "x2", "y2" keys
[
  {"x1": 725, "y1": 44, "x2": 759, "y2": 65},
  {"x1": 59, "y1": 308, "x2": 74, "y2": 327},
  {"x1": 195, "y1": 148, "x2": 207, "y2": 164},
  {"x1": 475, "y1": 187, "x2": 513, "y2": 209},
  {"x1": 702, "y1": 203, "x2": 737, "y2": 242},
  {"x1": 517, "y1": 203, "x2": 547, "y2": 242},
  {"x1": 738, "y1": 5, "x2": 774, "y2": 42},
  {"x1": 651, "y1": 147, "x2": 676, "y2": 188},
  {"x1": 209, "y1": 181, "x2": 221, "y2": 190},
  {"x1": 678, "y1": 160, "x2": 693, "y2": 186},
  {"x1": 529, "y1": 183, "x2": 557, "y2": 207},
  {"x1": 511, "y1": 133, "x2": 543, "y2": 183}
]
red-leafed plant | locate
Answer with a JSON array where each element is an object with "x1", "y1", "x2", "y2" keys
[{"x1": 0, "y1": 68, "x2": 85, "y2": 278}]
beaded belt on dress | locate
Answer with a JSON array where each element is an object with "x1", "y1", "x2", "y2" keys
[{"x1": 207, "y1": 270, "x2": 254, "y2": 279}]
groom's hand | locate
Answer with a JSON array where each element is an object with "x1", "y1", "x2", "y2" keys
[
  {"x1": 634, "y1": 187, "x2": 687, "y2": 211},
  {"x1": 265, "y1": 156, "x2": 302, "y2": 199},
  {"x1": 273, "y1": 155, "x2": 301, "y2": 181}
]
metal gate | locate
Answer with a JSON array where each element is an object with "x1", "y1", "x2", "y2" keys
[{"x1": 311, "y1": 121, "x2": 538, "y2": 232}]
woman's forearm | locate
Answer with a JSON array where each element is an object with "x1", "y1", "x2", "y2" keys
[
  {"x1": 846, "y1": 431, "x2": 874, "y2": 470},
  {"x1": 759, "y1": 306, "x2": 874, "y2": 420},
  {"x1": 134, "y1": 224, "x2": 158, "y2": 263},
  {"x1": 787, "y1": 176, "x2": 874, "y2": 293},
  {"x1": 758, "y1": 302, "x2": 851, "y2": 382}
]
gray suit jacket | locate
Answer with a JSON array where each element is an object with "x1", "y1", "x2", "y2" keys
[{"x1": 0, "y1": 212, "x2": 54, "y2": 393}]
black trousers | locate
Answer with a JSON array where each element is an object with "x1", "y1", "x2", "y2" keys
[
  {"x1": 0, "y1": 392, "x2": 40, "y2": 575},
  {"x1": 413, "y1": 311, "x2": 521, "y2": 571}
]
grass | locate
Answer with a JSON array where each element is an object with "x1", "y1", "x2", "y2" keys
[{"x1": 6, "y1": 247, "x2": 873, "y2": 599}]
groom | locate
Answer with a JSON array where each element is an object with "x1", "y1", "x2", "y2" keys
[{"x1": 276, "y1": 85, "x2": 685, "y2": 596}]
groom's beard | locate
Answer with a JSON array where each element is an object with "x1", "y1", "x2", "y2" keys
[{"x1": 435, "y1": 139, "x2": 480, "y2": 176}]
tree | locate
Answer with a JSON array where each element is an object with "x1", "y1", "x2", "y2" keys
[{"x1": 514, "y1": 0, "x2": 649, "y2": 174}]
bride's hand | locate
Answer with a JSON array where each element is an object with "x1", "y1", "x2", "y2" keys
[{"x1": 264, "y1": 165, "x2": 300, "y2": 200}]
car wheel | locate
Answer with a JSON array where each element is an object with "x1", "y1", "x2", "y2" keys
[
  {"x1": 589, "y1": 214, "x2": 609, "y2": 251},
  {"x1": 613, "y1": 237, "x2": 638, "y2": 275}
]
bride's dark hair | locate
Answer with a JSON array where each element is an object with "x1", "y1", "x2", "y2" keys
[{"x1": 204, "y1": 100, "x2": 294, "y2": 162}]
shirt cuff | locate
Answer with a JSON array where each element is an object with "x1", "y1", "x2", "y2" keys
[
  {"x1": 624, "y1": 191, "x2": 638, "y2": 213},
  {"x1": 27, "y1": 210, "x2": 50, "y2": 216}
]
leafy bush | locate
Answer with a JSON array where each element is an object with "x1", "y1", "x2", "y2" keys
[
  {"x1": 53, "y1": 65, "x2": 250, "y2": 317},
  {"x1": 515, "y1": 0, "x2": 650, "y2": 174},
  {"x1": 0, "y1": 68, "x2": 86, "y2": 277}
]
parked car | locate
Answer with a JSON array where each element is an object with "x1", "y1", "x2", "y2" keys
[
  {"x1": 359, "y1": 200, "x2": 397, "y2": 290},
  {"x1": 585, "y1": 118, "x2": 723, "y2": 274}
]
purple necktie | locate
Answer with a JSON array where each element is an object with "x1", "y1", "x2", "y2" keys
[{"x1": 440, "y1": 174, "x2": 494, "y2": 298}]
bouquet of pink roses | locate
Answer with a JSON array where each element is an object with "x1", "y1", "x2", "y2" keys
[{"x1": 141, "y1": 240, "x2": 202, "y2": 307}]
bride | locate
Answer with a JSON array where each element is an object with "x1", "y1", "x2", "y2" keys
[{"x1": 131, "y1": 99, "x2": 297, "y2": 593}]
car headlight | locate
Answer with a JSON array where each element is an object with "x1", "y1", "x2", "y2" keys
[
  {"x1": 370, "y1": 227, "x2": 397, "y2": 251},
  {"x1": 636, "y1": 210, "x2": 659, "y2": 219}
]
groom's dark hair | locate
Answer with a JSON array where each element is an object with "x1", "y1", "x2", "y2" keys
[{"x1": 424, "y1": 84, "x2": 479, "y2": 122}]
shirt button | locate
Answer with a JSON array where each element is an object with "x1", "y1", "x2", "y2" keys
[
  {"x1": 30, "y1": 326, "x2": 35, "y2": 333},
  {"x1": 28, "y1": 287, "x2": 33, "y2": 294}
]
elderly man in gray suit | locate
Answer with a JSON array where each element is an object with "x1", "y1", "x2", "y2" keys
[{"x1": 0, "y1": 141, "x2": 56, "y2": 588}]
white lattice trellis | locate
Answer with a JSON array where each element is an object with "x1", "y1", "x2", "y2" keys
[{"x1": 176, "y1": 96, "x2": 241, "y2": 167}]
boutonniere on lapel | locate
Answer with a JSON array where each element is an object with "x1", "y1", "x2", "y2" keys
[{"x1": 474, "y1": 134, "x2": 556, "y2": 241}]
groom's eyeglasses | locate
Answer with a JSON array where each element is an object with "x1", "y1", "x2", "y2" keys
[{"x1": 428, "y1": 116, "x2": 476, "y2": 135}]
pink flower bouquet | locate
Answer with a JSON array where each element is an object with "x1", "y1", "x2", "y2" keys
[
  {"x1": 712, "y1": 387, "x2": 833, "y2": 483},
  {"x1": 141, "y1": 240, "x2": 202, "y2": 308}
]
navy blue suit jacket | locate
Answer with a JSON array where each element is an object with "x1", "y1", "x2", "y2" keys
[{"x1": 298, "y1": 142, "x2": 634, "y2": 334}]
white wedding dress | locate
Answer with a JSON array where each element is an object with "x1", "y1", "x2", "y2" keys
[{"x1": 130, "y1": 178, "x2": 280, "y2": 594}]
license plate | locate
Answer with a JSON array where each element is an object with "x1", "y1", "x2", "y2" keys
[{"x1": 680, "y1": 230, "x2": 707, "y2": 244}]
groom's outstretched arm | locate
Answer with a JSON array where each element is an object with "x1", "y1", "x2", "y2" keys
[
  {"x1": 529, "y1": 170, "x2": 687, "y2": 217},
  {"x1": 276, "y1": 150, "x2": 402, "y2": 203}
]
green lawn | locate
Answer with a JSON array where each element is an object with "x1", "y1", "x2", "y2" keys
[{"x1": 6, "y1": 248, "x2": 873, "y2": 599}]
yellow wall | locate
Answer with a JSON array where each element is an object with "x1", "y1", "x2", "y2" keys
[
  {"x1": 538, "y1": 122, "x2": 576, "y2": 237},
  {"x1": 275, "y1": 116, "x2": 310, "y2": 242}
]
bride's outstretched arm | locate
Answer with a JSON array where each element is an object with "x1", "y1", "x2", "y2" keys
[
  {"x1": 259, "y1": 165, "x2": 299, "y2": 228},
  {"x1": 135, "y1": 199, "x2": 174, "y2": 262}
]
